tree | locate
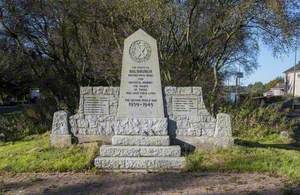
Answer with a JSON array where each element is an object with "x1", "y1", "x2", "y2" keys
[
  {"x1": 0, "y1": 0, "x2": 299, "y2": 115},
  {"x1": 248, "y1": 82, "x2": 265, "y2": 95}
]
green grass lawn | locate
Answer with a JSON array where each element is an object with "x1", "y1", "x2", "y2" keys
[
  {"x1": 0, "y1": 133, "x2": 99, "y2": 172},
  {"x1": 1, "y1": 132, "x2": 300, "y2": 184},
  {"x1": 187, "y1": 135, "x2": 300, "y2": 184}
]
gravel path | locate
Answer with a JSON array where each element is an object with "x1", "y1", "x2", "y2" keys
[{"x1": 1, "y1": 172, "x2": 299, "y2": 195}]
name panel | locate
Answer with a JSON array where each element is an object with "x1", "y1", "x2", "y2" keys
[
  {"x1": 83, "y1": 95, "x2": 109, "y2": 115},
  {"x1": 173, "y1": 96, "x2": 198, "y2": 116}
]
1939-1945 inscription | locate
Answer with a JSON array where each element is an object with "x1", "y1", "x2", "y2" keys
[{"x1": 117, "y1": 29, "x2": 164, "y2": 118}]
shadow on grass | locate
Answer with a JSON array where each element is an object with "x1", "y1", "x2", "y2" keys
[
  {"x1": 292, "y1": 124, "x2": 300, "y2": 144},
  {"x1": 2, "y1": 172, "x2": 298, "y2": 195},
  {"x1": 235, "y1": 121, "x2": 300, "y2": 151},
  {"x1": 235, "y1": 139, "x2": 300, "y2": 151}
]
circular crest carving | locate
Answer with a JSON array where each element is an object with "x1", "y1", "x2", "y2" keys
[{"x1": 129, "y1": 40, "x2": 151, "y2": 63}]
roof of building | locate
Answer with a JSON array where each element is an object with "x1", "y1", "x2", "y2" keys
[
  {"x1": 271, "y1": 83, "x2": 285, "y2": 89},
  {"x1": 283, "y1": 62, "x2": 300, "y2": 73}
]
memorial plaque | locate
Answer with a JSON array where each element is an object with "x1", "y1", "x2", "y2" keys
[
  {"x1": 173, "y1": 96, "x2": 198, "y2": 116},
  {"x1": 83, "y1": 95, "x2": 109, "y2": 115},
  {"x1": 117, "y1": 29, "x2": 164, "y2": 118}
]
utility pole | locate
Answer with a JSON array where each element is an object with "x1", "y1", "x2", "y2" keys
[
  {"x1": 235, "y1": 74, "x2": 238, "y2": 104},
  {"x1": 292, "y1": 38, "x2": 297, "y2": 110}
]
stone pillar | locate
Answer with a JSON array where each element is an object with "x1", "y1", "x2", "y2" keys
[
  {"x1": 50, "y1": 110, "x2": 72, "y2": 147},
  {"x1": 214, "y1": 113, "x2": 234, "y2": 148}
]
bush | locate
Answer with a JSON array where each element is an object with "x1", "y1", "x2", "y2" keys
[
  {"x1": 0, "y1": 96, "x2": 61, "y2": 141},
  {"x1": 0, "y1": 111, "x2": 48, "y2": 141},
  {"x1": 219, "y1": 98, "x2": 299, "y2": 139}
]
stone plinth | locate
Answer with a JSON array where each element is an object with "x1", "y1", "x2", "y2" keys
[
  {"x1": 95, "y1": 128, "x2": 185, "y2": 171},
  {"x1": 112, "y1": 135, "x2": 170, "y2": 146},
  {"x1": 95, "y1": 118, "x2": 185, "y2": 171},
  {"x1": 99, "y1": 145, "x2": 181, "y2": 157},
  {"x1": 94, "y1": 157, "x2": 185, "y2": 171},
  {"x1": 50, "y1": 110, "x2": 72, "y2": 147},
  {"x1": 215, "y1": 113, "x2": 232, "y2": 137},
  {"x1": 114, "y1": 118, "x2": 168, "y2": 136}
]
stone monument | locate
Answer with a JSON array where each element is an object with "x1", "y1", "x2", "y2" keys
[
  {"x1": 50, "y1": 29, "x2": 234, "y2": 170},
  {"x1": 94, "y1": 29, "x2": 185, "y2": 171},
  {"x1": 50, "y1": 110, "x2": 72, "y2": 147}
]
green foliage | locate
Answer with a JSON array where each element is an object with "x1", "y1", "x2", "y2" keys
[
  {"x1": 0, "y1": 133, "x2": 98, "y2": 172},
  {"x1": 247, "y1": 77, "x2": 284, "y2": 96},
  {"x1": 248, "y1": 82, "x2": 266, "y2": 95},
  {"x1": 186, "y1": 151, "x2": 204, "y2": 171},
  {"x1": 1, "y1": 0, "x2": 299, "y2": 114},
  {"x1": 219, "y1": 99, "x2": 298, "y2": 139},
  {"x1": 0, "y1": 111, "x2": 48, "y2": 141}
]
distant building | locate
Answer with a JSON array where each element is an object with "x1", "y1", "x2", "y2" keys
[
  {"x1": 263, "y1": 83, "x2": 285, "y2": 97},
  {"x1": 284, "y1": 62, "x2": 300, "y2": 97}
]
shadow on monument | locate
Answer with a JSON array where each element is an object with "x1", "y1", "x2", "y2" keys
[
  {"x1": 168, "y1": 119, "x2": 196, "y2": 155},
  {"x1": 170, "y1": 137, "x2": 196, "y2": 155}
]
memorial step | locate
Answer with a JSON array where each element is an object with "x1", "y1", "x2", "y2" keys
[
  {"x1": 100, "y1": 145, "x2": 181, "y2": 157},
  {"x1": 94, "y1": 156, "x2": 185, "y2": 171},
  {"x1": 112, "y1": 135, "x2": 170, "y2": 146}
]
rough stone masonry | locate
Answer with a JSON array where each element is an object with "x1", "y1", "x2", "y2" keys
[
  {"x1": 94, "y1": 29, "x2": 185, "y2": 171},
  {"x1": 50, "y1": 29, "x2": 233, "y2": 171}
]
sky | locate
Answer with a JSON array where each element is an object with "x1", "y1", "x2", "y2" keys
[{"x1": 240, "y1": 42, "x2": 299, "y2": 86}]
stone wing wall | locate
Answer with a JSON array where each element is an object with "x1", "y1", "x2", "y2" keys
[
  {"x1": 164, "y1": 87, "x2": 216, "y2": 137},
  {"x1": 69, "y1": 86, "x2": 215, "y2": 137},
  {"x1": 69, "y1": 87, "x2": 119, "y2": 137}
]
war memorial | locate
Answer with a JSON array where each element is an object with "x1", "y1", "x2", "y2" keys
[{"x1": 50, "y1": 29, "x2": 233, "y2": 171}]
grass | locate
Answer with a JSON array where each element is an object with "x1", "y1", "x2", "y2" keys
[
  {"x1": 1, "y1": 128, "x2": 300, "y2": 185},
  {"x1": 0, "y1": 133, "x2": 99, "y2": 173},
  {"x1": 186, "y1": 135, "x2": 300, "y2": 183}
]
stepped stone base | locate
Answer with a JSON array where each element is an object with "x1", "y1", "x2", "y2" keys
[
  {"x1": 112, "y1": 135, "x2": 170, "y2": 146},
  {"x1": 95, "y1": 117, "x2": 185, "y2": 171},
  {"x1": 100, "y1": 145, "x2": 181, "y2": 157},
  {"x1": 94, "y1": 157, "x2": 185, "y2": 171}
]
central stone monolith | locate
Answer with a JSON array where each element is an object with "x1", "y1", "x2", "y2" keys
[{"x1": 117, "y1": 29, "x2": 164, "y2": 118}]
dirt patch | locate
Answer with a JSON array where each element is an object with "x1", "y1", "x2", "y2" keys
[{"x1": 0, "y1": 172, "x2": 299, "y2": 195}]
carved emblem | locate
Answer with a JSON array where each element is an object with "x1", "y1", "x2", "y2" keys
[{"x1": 129, "y1": 40, "x2": 151, "y2": 63}]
